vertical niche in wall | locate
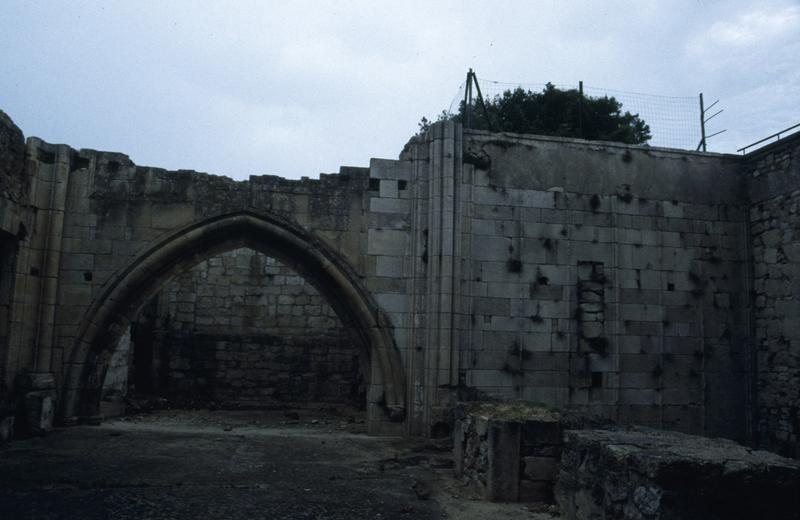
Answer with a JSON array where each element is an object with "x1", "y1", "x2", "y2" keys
[
  {"x1": 100, "y1": 247, "x2": 369, "y2": 412},
  {"x1": 577, "y1": 262, "x2": 608, "y2": 397}
]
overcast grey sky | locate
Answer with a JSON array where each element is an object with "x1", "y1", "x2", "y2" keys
[{"x1": 2, "y1": 1, "x2": 798, "y2": 180}]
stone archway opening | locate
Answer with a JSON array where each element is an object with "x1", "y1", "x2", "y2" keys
[
  {"x1": 99, "y1": 247, "x2": 371, "y2": 416},
  {"x1": 62, "y1": 212, "x2": 406, "y2": 433}
]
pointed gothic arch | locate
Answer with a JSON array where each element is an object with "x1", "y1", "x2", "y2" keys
[{"x1": 61, "y1": 211, "x2": 405, "y2": 427}]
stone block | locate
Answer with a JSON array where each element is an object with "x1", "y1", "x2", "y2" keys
[
  {"x1": 452, "y1": 418, "x2": 465, "y2": 477},
  {"x1": 467, "y1": 369, "x2": 511, "y2": 388},
  {"x1": 375, "y1": 293, "x2": 407, "y2": 314},
  {"x1": 487, "y1": 420, "x2": 521, "y2": 501},
  {"x1": 579, "y1": 302, "x2": 602, "y2": 313},
  {"x1": 378, "y1": 179, "x2": 399, "y2": 199},
  {"x1": 369, "y1": 197, "x2": 409, "y2": 214},
  {"x1": 556, "y1": 429, "x2": 800, "y2": 520},
  {"x1": 521, "y1": 190, "x2": 556, "y2": 209},
  {"x1": 0, "y1": 415, "x2": 14, "y2": 442},
  {"x1": 572, "y1": 242, "x2": 613, "y2": 264},
  {"x1": 474, "y1": 185, "x2": 515, "y2": 206},
  {"x1": 478, "y1": 260, "x2": 515, "y2": 282},
  {"x1": 471, "y1": 218, "x2": 496, "y2": 235},
  {"x1": 486, "y1": 282, "x2": 527, "y2": 299},
  {"x1": 519, "y1": 480, "x2": 552, "y2": 503},
  {"x1": 23, "y1": 390, "x2": 55, "y2": 435},
  {"x1": 150, "y1": 203, "x2": 195, "y2": 229},
  {"x1": 369, "y1": 158, "x2": 412, "y2": 180},
  {"x1": 61, "y1": 253, "x2": 94, "y2": 271},
  {"x1": 367, "y1": 229, "x2": 407, "y2": 256},
  {"x1": 471, "y1": 235, "x2": 512, "y2": 261},
  {"x1": 371, "y1": 256, "x2": 402, "y2": 279},
  {"x1": 475, "y1": 416, "x2": 489, "y2": 437},
  {"x1": 619, "y1": 389, "x2": 656, "y2": 406},
  {"x1": 581, "y1": 322, "x2": 603, "y2": 339},
  {"x1": 521, "y1": 419, "x2": 563, "y2": 446},
  {"x1": 523, "y1": 456, "x2": 559, "y2": 481},
  {"x1": 473, "y1": 297, "x2": 511, "y2": 316}
]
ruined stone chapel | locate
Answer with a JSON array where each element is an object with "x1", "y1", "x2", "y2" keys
[{"x1": 0, "y1": 109, "x2": 798, "y2": 460}]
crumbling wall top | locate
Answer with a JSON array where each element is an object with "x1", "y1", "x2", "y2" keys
[{"x1": 0, "y1": 110, "x2": 27, "y2": 205}]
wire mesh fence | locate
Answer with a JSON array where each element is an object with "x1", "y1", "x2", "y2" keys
[{"x1": 446, "y1": 77, "x2": 702, "y2": 150}]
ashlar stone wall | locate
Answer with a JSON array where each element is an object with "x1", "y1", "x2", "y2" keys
[
  {"x1": 394, "y1": 125, "x2": 750, "y2": 441},
  {"x1": 140, "y1": 247, "x2": 364, "y2": 406},
  {"x1": 0, "y1": 120, "x2": 409, "y2": 434}
]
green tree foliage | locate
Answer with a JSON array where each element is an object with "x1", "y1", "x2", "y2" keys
[{"x1": 419, "y1": 83, "x2": 651, "y2": 145}]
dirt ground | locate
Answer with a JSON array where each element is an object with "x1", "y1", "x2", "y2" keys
[{"x1": 0, "y1": 407, "x2": 559, "y2": 520}]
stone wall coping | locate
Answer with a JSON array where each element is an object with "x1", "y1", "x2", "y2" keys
[
  {"x1": 563, "y1": 427, "x2": 800, "y2": 470},
  {"x1": 457, "y1": 401, "x2": 561, "y2": 423},
  {"x1": 464, "y1": 128, "x2": 742, "y2": 161}
]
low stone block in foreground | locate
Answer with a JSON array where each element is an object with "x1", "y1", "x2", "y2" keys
[
  {"x1": 453, "y1": 401, "x2": 563, "y2": 503},
  {"x1": 556, "y1": 428, "x2": 800, "y2": 520}
]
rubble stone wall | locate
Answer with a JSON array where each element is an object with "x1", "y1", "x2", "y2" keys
[
  {"x1": 454, "y1": 407, "x2": 800, "y2": 512},
  {"x1": 0, "y1": 110, "x2": 28, "y2": 232},
  {"x1": 556, "y1": 428, "x2": 800, "y2": 519},
  {"x1": 147, "y1": 248, "x2": 363, "y2": 405},
  {"x1": 747, "y1": 134, "x2": 800, "y2": 457},
  {"x1": 0, "y1": 111, "x2": 32, "y2": 396},
  {"x1": 453, "y1": 403, "x2": 563, "y2": 503}
]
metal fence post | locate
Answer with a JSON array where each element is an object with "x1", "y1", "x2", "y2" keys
[
  {"x1": 698, "y1": 93, "x2": 706, "y2": 152},
  {"x1": 579, "y1": 80, "x2": 584, "y2": 139}
]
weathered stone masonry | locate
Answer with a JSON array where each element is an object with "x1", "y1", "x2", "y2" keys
[
  {"x1": 746, "y1": 135, "x2": 800, "y2": 457},
  {"x1": 113, "y1": 248, "x2": 364, "y2": 407},
  {"x1": 0, "y1": 110, "x2": 407, "y2": 434},
  {"x1": 1, "y1": 108, "x2": 799, "y2": 451},
  {"x1": 447, "y1": 129, "x2": 749, "y2": 442}
]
